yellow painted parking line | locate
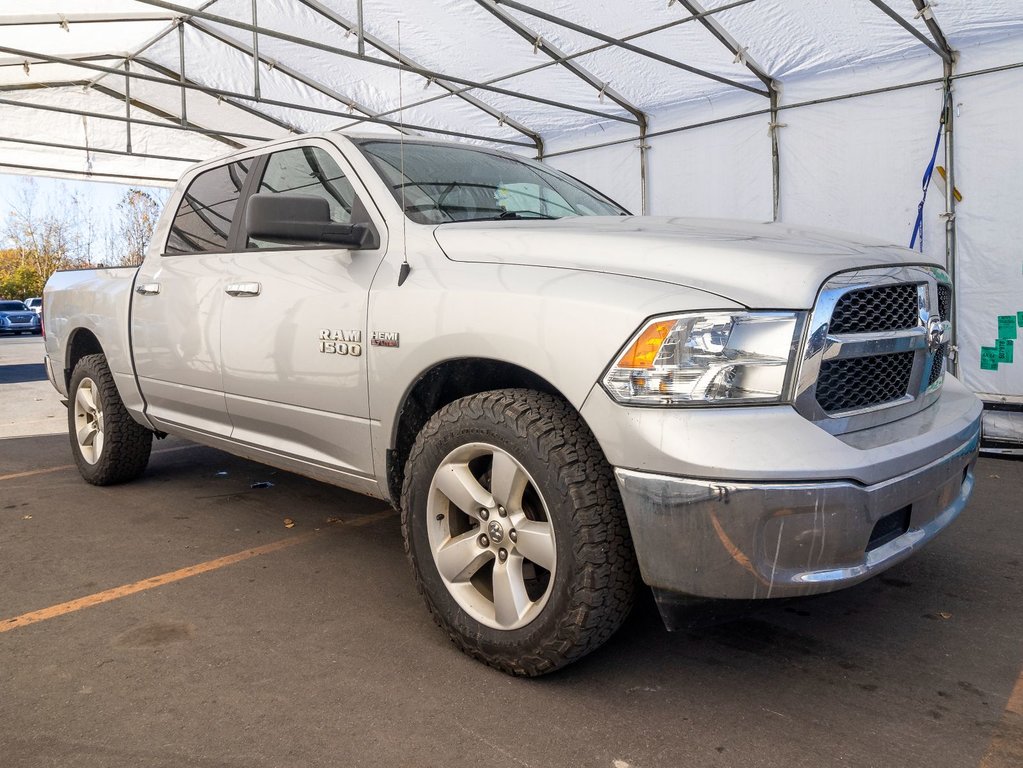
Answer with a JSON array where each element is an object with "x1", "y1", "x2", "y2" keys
[
  {"x1": 0, "y1": 510, "x2": 394, "y2": 634},
  {"x1": 979, "y1": 668, "x2": 1023, "y2": 768},
  {"x1": 0, "y1": 443, "x2": 200, "y2": 482}
]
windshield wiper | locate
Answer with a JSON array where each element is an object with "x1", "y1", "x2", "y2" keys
[
  {"x1": 500, "y1": 210, "x2": 558, "y2": 219},
  {"x1": 457, "y1": 211, "x2": 560, "y2": 222}
]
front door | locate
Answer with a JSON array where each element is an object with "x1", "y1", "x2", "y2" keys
[{"x1": 219, "y1": 141, "x2": 387, "y2": 480}]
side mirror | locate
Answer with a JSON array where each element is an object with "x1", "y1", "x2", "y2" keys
[{"x1": 245, "y1": 193, "x2": 372, "y2": 248}]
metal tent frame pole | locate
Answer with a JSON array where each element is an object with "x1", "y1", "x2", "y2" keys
[
  {"x1": 334, "y1": 0, "x2": 759, "y2": 133},
  {"x1": 0, "y1": 135, "x2": 200, "y2": 164},
  {"x1": 0, "y1": 94, "x2": 270, "y2": 144},
  {"x1": 0, "y1": 44, "x2": 537, "y2": 148},
  {"x1": 295, "y1": 0, "x2": 544, "y2": 158},
  {"x1": 0, "y1": 160, "x2": 178, "y2": 184},
  {"x1": 474, "y1": 0, "x2": 650, "y2": 213},
  {"x1": 489, "y1": 0, "x2": 768, "y2": 97},
  {"x1": 186, "y1": 20, "x2": 400, "y2": 136},
  {"x1": 866, "y1": 1, "x2": 952, "y2": 64},
  {"x1": 133, "y1": 0, "x2": 636, "y2": 127},
  {"x1": 673, "y1": 0, "x2": 779, "y2": 219},
  {"x1": 905, "y1": 0, "x2": 961, "y2": 372},
  {"x1": 133, "y1": 56, "x2": 304, "y2": 136}
]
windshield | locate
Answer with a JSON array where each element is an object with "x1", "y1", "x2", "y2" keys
[
  {"x1": 355, "y1": 140, "x2": 629, "y2": 224},
  {"x1": 0, "y1": 301, "x2": 27, "y2": 311}
]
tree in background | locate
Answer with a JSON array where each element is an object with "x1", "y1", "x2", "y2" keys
[
  {"x1": 0, "y1": 252, "x2": 43, "y2": 299},
  {"x1": 111, "y1": 188, "x2": 162, "y2": 267},
  {"x1": 3, "y1": 179, "x2": 95, "y2": 280},
  {"x1": 1, "y1": 179, "x2": 168, "y2": 298}
]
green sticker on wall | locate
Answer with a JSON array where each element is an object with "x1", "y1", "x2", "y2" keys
[
  {"x1": 981, "y1": 347, "x2": 999, "y2": 370},
  {"x1": 1018, "y1": 311, "x2": 1023, "y2": 327},
  {"x1": 998, "y1": 315, "x2": 1018, "y2": 339},
  {"x1": 997, "y1": 338, "x2": 1014, "y2": 363}
]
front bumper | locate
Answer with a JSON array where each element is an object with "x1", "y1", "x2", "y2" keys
[{"x1": 615, "y1": 429, "x2": 978, "y2": 600}]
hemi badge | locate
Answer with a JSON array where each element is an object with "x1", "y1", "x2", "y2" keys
[{"x1": 371, "y1": 331, "x2": 400, "y2": 348}]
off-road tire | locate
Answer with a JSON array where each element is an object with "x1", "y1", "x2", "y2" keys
[
  {"x1": 402, "y1": 389, "x2": 636, "y2": 676},
  {"x1": 68, "y1": 353, "x2": 153, "y2": 485}
]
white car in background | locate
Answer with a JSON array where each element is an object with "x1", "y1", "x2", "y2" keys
[{"x1": 24, "y1": 297, "x2": 42, "y2": 315}]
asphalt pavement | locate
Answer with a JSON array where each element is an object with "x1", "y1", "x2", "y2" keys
[{"x1": 1, "y1": 336, "x2": 1020, "y2": 768}]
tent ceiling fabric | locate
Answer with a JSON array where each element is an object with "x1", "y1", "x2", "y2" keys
[{"x1": 0, "y1": 0, "x2": 1020, "y2": 185}]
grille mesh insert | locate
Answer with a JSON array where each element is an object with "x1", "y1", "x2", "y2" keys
[
  {"x1": 816, "y1": 352, "x2": 914, "y2": 413},
  {"x1": 928, "y1": 344, "x2": 947, "y2": 388},
  {"x1": 937, "y1": 284, "x2": 952, "y2": 319},
  {"x1": 829, "y1": 284, "x2": 919, "y2": 334}
]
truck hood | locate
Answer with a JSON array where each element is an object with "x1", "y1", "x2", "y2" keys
[{"x1": 432, "y1": 216, "x2": 938, "y2": 308}]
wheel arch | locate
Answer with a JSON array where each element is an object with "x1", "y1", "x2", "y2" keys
[
  {"x1": 64, "y1": 327, "x2": 104, "y2": 390},
  {"x1": 386, "y1": 357, "x2": 580, "y2": 507}
]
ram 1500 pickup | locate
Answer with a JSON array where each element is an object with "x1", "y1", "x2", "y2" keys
[{"x1": 43, "y1": 132, "x2": 982, "y2": 675}]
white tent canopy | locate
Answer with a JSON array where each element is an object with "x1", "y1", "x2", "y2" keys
[{"x1": 1, "y1": 0, "x2": 1021, "y2": 443}]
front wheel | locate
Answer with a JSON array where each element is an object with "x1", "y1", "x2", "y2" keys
[
  {"x1": 402, "y1": 390, "x2": 636, "y2": 676},
  {"x1": 68, "y1": 353, "x2": 153, "y2": 485}
]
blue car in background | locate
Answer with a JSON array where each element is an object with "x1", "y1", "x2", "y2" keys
[{"x1": 0, "y1": 300, "x2": 41, "y2": 335}]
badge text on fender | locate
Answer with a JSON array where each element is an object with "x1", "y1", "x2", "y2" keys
[
  {"x1": 371, "y1": 331, "x2": 400, "y2": 348},
  {"x1": 319, "y1": 329, "x2": 362, "y2": 356}
]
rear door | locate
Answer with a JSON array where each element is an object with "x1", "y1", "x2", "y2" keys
[
  {"x1": 132, "y1": 158, "x2": 254, "y2": 436},
  {"x1": 219, "y1": 139, "x2": 387, "y2": 480}
]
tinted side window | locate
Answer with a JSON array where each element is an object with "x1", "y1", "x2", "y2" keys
[
  {"x1": 248, "y1": 147, "x2": 355, "y2": 249},
  {"x1": 165, "y1": 159, "x2": 251, "y2": 254}
]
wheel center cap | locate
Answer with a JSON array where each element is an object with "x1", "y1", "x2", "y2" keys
[{"x1": 487, "y1": 520, "x2": 504, "y2": 543}]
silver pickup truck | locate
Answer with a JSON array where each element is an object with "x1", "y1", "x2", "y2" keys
[{"x1": 44, "y1": 132, "x2": 982, "y2": 676}]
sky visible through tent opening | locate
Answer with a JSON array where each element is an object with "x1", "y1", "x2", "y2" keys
[{"x1": 0, "y1": 174, "x2": 170, "y2": 268}]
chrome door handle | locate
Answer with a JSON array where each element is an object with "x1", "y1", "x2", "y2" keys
[
  {"x1": 135, "y1": 283, "x2": 161, "y2": 296},
  {"x1": 225, "y1": 282, "x2": 261, "y2": 297}
]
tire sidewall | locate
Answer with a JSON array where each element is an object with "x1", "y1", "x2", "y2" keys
[
  {"x1": 68, "y1": 358, "x2": 107, "y2": 483},
  {"x1": 405, "y1": 406, "x2": 581, "y2": 656}
]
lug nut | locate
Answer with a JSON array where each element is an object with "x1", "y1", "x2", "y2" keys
[
  {"x1": 479, "y1": 508, "x2": 489, "y2": 520},
  {"x1": 478, "y1": 534, "x2": 490, "y2": 548},
  {"x1": 498, "y1": 506, "x2": 507, "y2": 517},
  {"x1": 498, "y1": 548, "x2": 508, "y2": 562},
  {"x1": 509, "y1": 529, "x2": 517, "y2": 543}
]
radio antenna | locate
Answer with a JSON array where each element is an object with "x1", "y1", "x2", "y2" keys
[{"x1": 397, "y1": 20, "x2": 411, "y2": 287}]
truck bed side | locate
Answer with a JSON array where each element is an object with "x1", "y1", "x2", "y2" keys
[{"x1": 43, "y1": 267, "x2": 150, "y2": 427}]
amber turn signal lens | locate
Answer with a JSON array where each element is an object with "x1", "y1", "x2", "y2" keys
[{"x1": 616, "y1": 320, "x2": 674, "y2": 369}]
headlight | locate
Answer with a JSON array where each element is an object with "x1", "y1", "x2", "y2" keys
[{"x1": 602, "y1": 311, "x2": 805, "y2": 405}]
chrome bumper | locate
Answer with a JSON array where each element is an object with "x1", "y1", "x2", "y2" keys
[{"x1": 615, "y1": 428, "x2": 979, "y2": 600}]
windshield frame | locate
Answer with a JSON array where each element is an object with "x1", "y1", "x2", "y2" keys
[{"x1": 352, "y1": 138, "x2": 631, "y2": 224}]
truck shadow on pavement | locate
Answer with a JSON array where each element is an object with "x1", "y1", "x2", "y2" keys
[{"x1": 0, "y1": 362, "x2": 47, "y2": 384}]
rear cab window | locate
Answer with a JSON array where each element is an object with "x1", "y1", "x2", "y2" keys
[{"x1": 165, "y1": 159, "x2": 251, "y2": 254}]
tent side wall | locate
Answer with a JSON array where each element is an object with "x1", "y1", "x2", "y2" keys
[{"x1": 950, "y1": 37, "x2": 1023, "y2": 447}]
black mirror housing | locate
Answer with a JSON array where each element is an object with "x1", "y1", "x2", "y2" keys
[{"x1": 245, "y1": 193, "x2": 373, "y2": 248}]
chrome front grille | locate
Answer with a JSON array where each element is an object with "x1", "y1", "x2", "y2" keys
[
  {"x1": 828, "y1": 283, "x2": 919, "y2": 334},
  {"x1": 794, "y1": 266, "x2": 952, "y2": 435}
]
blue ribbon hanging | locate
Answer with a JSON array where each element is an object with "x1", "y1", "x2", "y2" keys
[{"x1": 909, "y1": 94, "x2": 950, "y2": 252}]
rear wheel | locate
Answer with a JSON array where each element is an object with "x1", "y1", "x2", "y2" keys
[
  {"x1": 402, "y1": 389, "x2": 636, "y2": 676},
  {"x1": 68, "y1": 353, "x2": 153, "y2": 485}
]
